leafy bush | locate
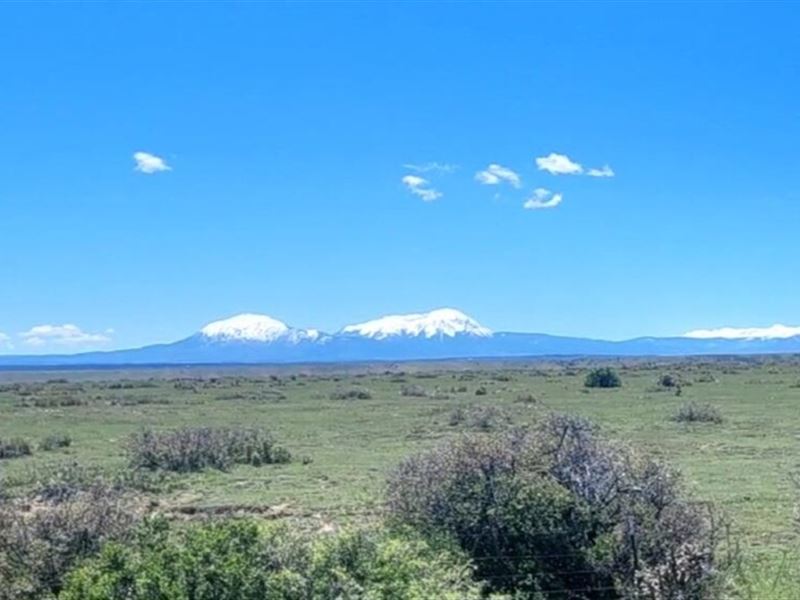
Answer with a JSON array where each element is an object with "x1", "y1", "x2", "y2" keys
[
  {"x1": 672, "y1": 401, "x2": 723, "y2": 424},
  {"x1": 0, "y1": 481, "x2": 142, "y2": 599},
  {"x1": 584, "y1": 367, "x2": 622, "y2": 388},
  {"x1": 0, "y1": 438, "x2": 32, "y2": 460},
  {"x1": 61, "y1": 519, "x2": 485, "y2": 600},
  {"x1": 127, "y1": 426, "x2": 291, "y2": 473},
  {"x1": 387, "y1": 414, "x2": 724, "y2": 598},
  {"x1": 39, "y1": 433, "x2": 72, "y2": 451},
  {"x1": 658, "y1": 373, "x2": 680, "y2": 388}
]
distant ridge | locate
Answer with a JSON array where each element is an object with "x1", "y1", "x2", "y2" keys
[{"x1": 2, "y1": 308, "x2": 800, "y2": 367}]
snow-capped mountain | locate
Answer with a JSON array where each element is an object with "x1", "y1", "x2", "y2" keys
[
  {"x1": 341, "y1": 308, "x2": 492, "y2": 339},
  {"x1": 3, "y1": 309, "x2": 800, "y2": 367},
  {"x1": 200, "y1": 313, "x2": 320, "y2": 343},
  {"x1": 682, "y1": 324, "x2": 800, "y2": 340}
]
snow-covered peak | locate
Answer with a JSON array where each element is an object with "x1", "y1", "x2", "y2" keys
[
  {"x1": 341, "y1": 308, "x2": 492, "y2": 340},
  {"x1": 200, "y1": 313, "x2": 319, "y2": 343},
  {"x1": 683, "y1": 324, "x2": 800, "y2": 340}
]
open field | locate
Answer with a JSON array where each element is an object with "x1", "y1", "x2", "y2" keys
[{"x1": 2, "y1": 357, "x2": 800, "y2": 594}]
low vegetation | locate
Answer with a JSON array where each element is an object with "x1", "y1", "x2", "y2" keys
[
  {"x1": 672, "y1": 401, "x2": 724, "y2": 424},
  {"x1": 328, "y1": 386, "x2": 372, "y2": 400},
  {"x1": 127, "y1": 426, "x2": 291, "y2": 472},
  {"x1": 658, "y1": 373, "x2": 680, "y2": 388},
  {"x1": 584, "y1": 367, "x2": 622, "y2": 388},
  {"x1": 400, "y1": 383, "x2": 428, "y2": 397},
  {"x1": 448, "y1": 405, "x2": 512, "y2": 430},
  {"x1": 39, "y1": 434, "x2": 72, "y2": 452},
  {"x1": 1, "y1": 359, "x2": 799, "y2": 597},
  {"x1": 61, "y1": 519, "x2": 484, "y2": 600},
  {"x1": 0, "y1": 438, "x2": 31, "y2": 460},
  {"x1": 0, "y1": 480, "x2": 143, "y2": 599},
  {"x1": 387, "y1": 414, "x2": 726, "y2": 598}
]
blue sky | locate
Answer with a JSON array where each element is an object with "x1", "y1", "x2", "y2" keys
[{"x1": 1, "y1": 2, "x2": 799, "y2": 354}]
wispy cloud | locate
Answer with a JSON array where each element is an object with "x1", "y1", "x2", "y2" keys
[
  {"x1": 401, "y1": 175, "x2": 442, "y2": 202},
  {"x1": 587, "y1": 165, "x2": 615, "y2": 178},
  {"x1": 683, "y1": 324, "x2": 800, "y2": 340},
  {"x1": 403, "y1": 162, "x2": 458, "y2": 174},
  {"x1": 133, "y1": 151, "x2": 171, "y2": 174},
  {"x1": 20, "y1": 324, "x2": 113, "y2": 347},
  {"x1": 536, "y1": 153, "x2": 583, "y2": 175},
  {"x1": 475, "y1": 164, "x2": 522, "y2": 188},
  {"x1": 523, "y1": 187, "x2": 563, "y2": 210},
  {"x1": 0, "y1": 332, "x2": 12, "y2": 350}
]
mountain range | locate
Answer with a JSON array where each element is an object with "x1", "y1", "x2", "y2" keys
[{"x1": 2, "y1": 308, "x2": 800, "y2": 367}]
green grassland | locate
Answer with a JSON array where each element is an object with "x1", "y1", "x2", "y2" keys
[{"x1": 2, "y1": 357, "x2": 800, "y2": 593}]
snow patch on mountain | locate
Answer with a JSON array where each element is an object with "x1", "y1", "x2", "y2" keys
[
  {"x1": 683, "y1": 324, "x2": 800, "y2": 340},
  {"x1": 341, "y1": 308, "x2": 492, "y2": 340},
  {"x1": 200, "y1": 313, "x2": 319, "y2": 343}
]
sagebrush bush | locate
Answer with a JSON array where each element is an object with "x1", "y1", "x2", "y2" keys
[
  {"x1": 658, "y1": 373, "x2": 680, "y2": 388},
  {"x1": 387, "y1": 414, "x2": 725, "y2": 598},
  {"x1": 329, "y1": 387, "x2": 372, "y2": 400},
  {"x1": 61, "y1": 519, "x2": 485, "y2": 600},
  {"x1": 39, "y1": 433, "x2": 72, "y2": 451},
  {"x1": 0, "y1": 438, "x2": 32, "y2": 460},
  {"x1": 21, "y1": 396, "x2": 88, "y2": 408},
  {"x1": 0, "y1": 481, "x2": 142, "y2": 599},
  {"x1": 400, "y1": 384, "x2": 428, "y2": 397},
  {"x1": 448, "y1": 406, "x2": 512, "y2": 431},
  {"x1": 672, "y1": 401, "x2": 723, "y2": 424},
  {"x1": 127, "y1": 426, "x2": 291, "y2": 472},
  {"x1": 584, "y1": 367, "x2": 622, "y2": 388}
]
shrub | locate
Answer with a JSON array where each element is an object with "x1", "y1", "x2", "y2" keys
[
  {"x1": 61, "y1": 519, "x2": 485, "y2": 600},
  {"x1": 0, "y1": 481, "x2": 142, "y2": 599},
  {"x1": 0, "y1": 438, "x2": 32, "y2": 460},
  {"x1": 449, "y1": 406, "x2": 512, "y2": 431},
  {"x1": 474, "y1": 386, "x2": 488, "y2": 396},
  {"x1": 22, "y1": 395, "x2": 88, "y2": 408},
  {"x1": 39, "y1": 433, "x2": 72, "y2": 452},
  {"x1": 515, "y1": 392, "x2": 538, "y2": 404},
  {"x1": 672, "y1": 401, "x2": 723, "y2": 424},
  {"x1": 447, "y1": 406, "x2": 467, "y2": 426},
  {"x1": 108, "y1": 395, "x2": 168, "y2": 406},
  {"x1": 30, "y1": 461, "x2": 107, "y2": 503},
  {"x1": 584, "y1": 367, "x2": 622, "y2": 388},
  {"x1": 127, "y1": 426, "x2": 291, "y2": 473},
  {"x1": 387, "y1": 414, "x2": 724, "y2": 598},
  {"x1": 27, "y1": 460, "x2": 172, "y2": 505},
  {"x1": 329, "y1": 387, "x2": 372, "y2": 400},
  {"x1": 658, "y1": 373, "x2": 680, "y2": 388},
  {"x1": 400, "y1": 384, "x2": 428, "y2": 397}
]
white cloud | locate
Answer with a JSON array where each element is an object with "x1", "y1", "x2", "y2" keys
[
  {"x1": 401, "y1": 174, "x2": 442, "y2": 202},
  {"x1": 0, "y1": 332, "x2": 12, "y2": 350},
  {"x1": 535, "y1": 153, "x2": 583, "y2": 175},
  {"x1": 587, "y1": 165, "x2": 615, "y2": 177},
  {"x1": 475, "y1": 164, "x2": 522, "y2": 188},
  {"x1": 523, "y1": 187, "x2": 563, "y2": 210},
  {"x1": 403, "y1": 162, "x2": 458, "y2": 174},
  {"x1": 20, "y1": 324, "x2": 113, "y2": 347},
  {"x1": 683, "y1": 324, "x2": 800, "y2": 340},
  {"x1": 133, "y1": 151, "x2": 171, "y2": 174}
]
